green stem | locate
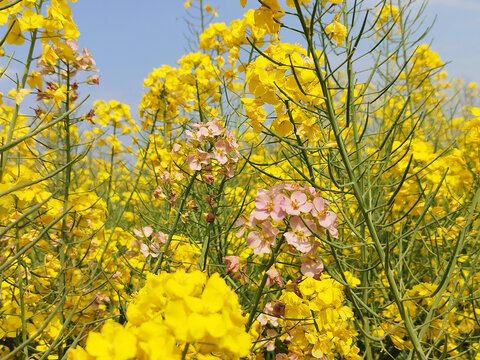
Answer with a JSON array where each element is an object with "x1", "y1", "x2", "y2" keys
[
  {"x1": 0, "y1": 29, "x2": 37, "y2": 181},
  {"x1": 16, "y1": 230, "x2": 29, "y2": 359},
  {"x1": 152, "y1": 170, "x2": 199, "y2": 274},
  {"x1": 181, "y1": 343, "x2": 190, "y2": 360},
  {"x1": 58, "y1": 62, "x2": 72, "y2": 326},
  {"x1": 106, "y1": 125, "x2": 117, "y2": 213},
  {"x1": 245, "y1": 238, "x2": 285, "y2": 331}
]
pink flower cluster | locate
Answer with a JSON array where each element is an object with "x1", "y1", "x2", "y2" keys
[
  {"x1": 240, "y1": 182, "x2": 338, "y2": 262},
  {"x1": 130, "y1": 226, "x2": 167, "y2": 258},
  {"x1": 184, "y1": 121, "x2": 240, "y2": 179},
  {"x1": 37, "y1": 41, "x2": 98, "y2": 76}
]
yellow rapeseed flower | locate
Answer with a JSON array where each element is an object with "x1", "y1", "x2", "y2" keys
[{"x1": 325, "y1": 19, "x2": 347, "y2": 46}]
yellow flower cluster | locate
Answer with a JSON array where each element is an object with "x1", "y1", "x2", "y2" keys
[
  {"x1": 243, "y1": 42, "x2": 325, "y2": 138},
  {"x1": 325, "y1": 19, "x2": 347, "y2": 46},
  {"x1": 69, "y1": 271, "x2": 251, "y2": 360},
  {"x1": 274, "y1": 275, "x2": 361, "y2": 359},
  {"x1": 1, "y1": 0, "x2": 79, "y2": 46},
  {"x1": 139, "y1": 52, "x2": 231, "y2": 129},
  {"x1": 375, "y1": 4, "x2": 400, "y2": 35}
]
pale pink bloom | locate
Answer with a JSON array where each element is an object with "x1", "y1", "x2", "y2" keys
[
  {"x1": 224, "y1": 129, "x2": 239, "y2": 149},
  {"x1": 92, "y1": 292, "x2": 110, "y2": 311},
  {"x1": 235, "y1": 217, "x2": 246, "y2": 237},
  {"x1": 256, "y1": 312, "x2": 268, "y2": 326},
  {"x1": 153, "y1": 231, "x2": 168, "y2": 244},
  {"x1": 173, "y1": 171, "x2": 183, "y2": 180},
  {"x1": 185, "y1": 129, "x2": 197, "y2": 142},
  {"x1": 139, "y1": 243, "x2": 150, "y2": 258},
  {"x1": 266, "y1": 268, "x2": 285, "y2": 287},
  {"x1": 185, "y1": 154, "x2": 198, "y2": 170},
  {"x1": 133, "y1": 226, "x2": 153, "y2": 238},
  {"x1": 75, "y1": 48, "x2": 97, "y2": 71},
  {"x1": 257, "y1": 302, "x2": 280, "y2": 327},
  {"x1": 281, "y1": 182, "x2": 299, "y2": 192},
  {"x1": 307, "y1": 240, "x2": 321, "y2": 255},
  {"x1": 86, "y1": 75, "x2": 100, "y2": 85},
  {"x1": 246, "y1": 221, "x2": 279, "y2": 254},
  {"x1": 126, "y1": 238, "x2": 141, "y2": 257},
  {"x1": 169, "y1": 192, "x2": 178, "y2": 207},
  {"x1": 83, "y1": 47, "x2": 93, "y2": 60},
  {"x1": 247, "y1": 211, "x2": 259, "y2": 228},
  {"x1": 206, "y1": 121, "x2": 224, "y2": 136},
  {"x1": 204, "y1": 173, "x2": 215, "y2": 182},
  {"x1": 284, "y1": 191, "x2": 312, "y2": 216},
  {"x1": 149, "y1": 241, "x2": 160, "y2": 257},
  {"x1": 284, "y1": 216, "x2": 314, "y2": 253},
  {"x1": 261, "y1": 329, "x2": 278, "y2": 351},
  {"x1": 140, "y1": 240, "x2": 160, "y2": 258},
  {"x1": 153, "y1": 186, "x2": 163, "y2": 199},
  {"x1": 193, "y1": 122, "x2": 223, "y2": 141},
  {"x1": 160, "y1": 171, "x2": 170, "y2": 182},
  {"x1": 246, "y1": 231, "x2": 270, "y2": 254},
  {"x1": 276, "y1": 354, "x2": 298, "y2": 360},
  {"x1": 224, "y1": 255, "x2": 241, "y2": 274},
  {"x1": 223, "y1": 161, "x2": 235, "y2": 178},
  {"x1": 301, "y1": 257, "x2": 324, "y2": 279},
  {"x1": 186, "y1": 149, "x2": 211, "y2": 170},
  {"x1": 213, "y1": 139, "x2": 229, "y2": 164},
  {"x1": 318, "y1": 211, "x2": 339, "y2": 238},
  {"x1": 262, "y1": 221, "x2": 279, "y2": 238},
  {"x1": 230, "y1": 149, "x2": 240, "y2": 162},
  {"x1": 311, "y1": 196, "x2": 327, "y2": 217},
  {"x1": 253, "y1": 190, "x2": 287, "y2": 221},
  {"x1": 66, "y1": 40, "x2": 79, "y2": 51},
  {"x1": 197, "y1": 126, "x2": 210, "y2": 141},
  {"x1": 306, "y1": 186, "x2": 317, "y2": 197},
  {"x1": 172, "y1": 143, "x2": 182, "y2": 154}
]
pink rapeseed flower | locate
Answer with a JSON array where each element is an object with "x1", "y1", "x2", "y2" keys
[
  {"x1": 224, "y1": 255, "x2": 241, "y2": 274},
  {"x1": 133, "y1": 226, "x2": 154, "y2": 238},
  {"x1": 266, "y1": 268, "x2": 285, "y2": 287},
  {"x1": 318, "y1": 211, "x2": 339, "y2": 238},
  {"x1": 213, "y1": 139, "x2": 230, "y2": 164},
  {"x1": 284, "y1": 216, "x2": 316, "y2": 253},
  {"x1": 246, "y1": 221, "x2": 279, "y2": 254},
  {"x1": 284, "y1": 191, "x2": 312, "y2": 216},
  {"x1": 311, "y1": 196, "x2": 326, "y2": 217},
  {"x1": 253, "y1": 189, "x2": 287, "y2": 222},
  {"x1": 186, "y1": 149, "x2": 211, "y2": 170},
  {"x1": 301, "y1": 256, "x2": 324, "y2": 279}
]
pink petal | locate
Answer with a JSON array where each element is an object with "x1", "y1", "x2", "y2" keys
[
  {"x1": 301, "y1": 259, "x2": 324, "y2": 278},
  {"x1": 186, "y1": 154, "x2": 201, "y2": 170},
  {"x1": 142, "y1": 226, "x2": 154, "y2": 237},
  {"x1": 266, "y1": 268, "x2": 284, "y2": 287},
  {"x1": 224, "y1": 255, "x2": 241, "y2": 274}
]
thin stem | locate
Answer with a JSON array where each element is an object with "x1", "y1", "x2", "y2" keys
[
  {"x1": 1, "y1": 29, "x2": 38, "y2": 180},
  {"x1": 153, "y1": 170, "x2": 199, "y2": 273},
  {"x1": 245, "y1": 238, "x2": 285, "y2": 331}
]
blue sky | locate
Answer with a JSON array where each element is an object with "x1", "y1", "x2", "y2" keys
[{"x1": 69, "y1": 0, "x2": 480, "y2": 113}]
